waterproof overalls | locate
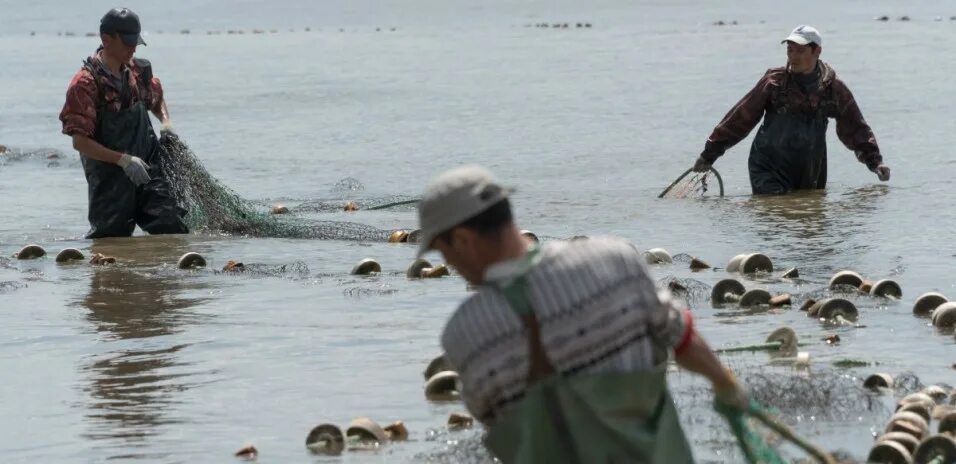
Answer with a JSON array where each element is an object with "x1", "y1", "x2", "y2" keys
[
  {"x1": 700, "y1": 61, "x2": 883, "y2": 196},
  {"x1": 80, "y1": 57, "x2": 188, "y2": 238},
  {"x1": 483, "y1": 245, "x2": 694, "y2": 464},
  {"x1": 747, "y1": 67, "x2": 837, "y2": 194}
]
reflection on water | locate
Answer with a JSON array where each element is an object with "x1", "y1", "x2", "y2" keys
[
  {"x1": 74, "y1": 237, "x2": 212, "y2": 457},
  {"x1": 711, "y1": 186, "x2": 889, "y2": 272}
]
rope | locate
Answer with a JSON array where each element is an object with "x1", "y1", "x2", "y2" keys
[
  {"x1": 657, "y1": 167, "x2": 724, "y2": 198},
  {"x1": 364, "y1": 198, "x2": 420, "y2": 211},
  {"x1": 714, "y1": 341, "x2": 808, "y2": 354},
  {"x1": 715, "y1": 399, "x2": 836, "y2": 464}
]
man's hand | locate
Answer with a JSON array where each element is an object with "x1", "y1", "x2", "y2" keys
[
  {"x1": 713, "y1": 368, "x2": 749, "y2": 411},
  {"x1": 874, "y1": 164, "x2": 891, "y2": 181},
  {"x1": 117, "y1": 154, "x2": 151, "y2": 186},
  {"x1": 692, "y1": 156, "x2": 712, "y2": 173}
]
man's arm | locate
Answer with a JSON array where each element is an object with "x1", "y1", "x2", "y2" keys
[
  {"x1": 674, "y1": 332, "x2": 740, "y2": 399},
  {"x1": 696, "y1": 70, "x2": 776, "y2": 168},
  {"x1": 149, "y1": 76, "x2": 171, "y2": 129},
  {"x1": 71, "y1": 134, "x2": 123, "y2": 164},
  {"x1": 833, "y1": 80, "x2": 890, "y2": 181}
]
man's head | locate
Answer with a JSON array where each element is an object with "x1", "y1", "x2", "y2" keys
[
  {"x1": 416, "y1": 166, "x2": 518, "y2": 284},
  {"x1": 99, "y1": 8, "x2": 146, "y2": 63},
  {"x1": 782, "y1": 25, "x2": 822, "y2": 73}
]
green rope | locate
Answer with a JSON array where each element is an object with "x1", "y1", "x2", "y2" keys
[
  {"x1": 657, "y1": 167, "x2": 725, "y2": 198},
  {"x1": 715, "y1": 398, "x2": 836, "y2": 464},
  {"x1": 715, "y1": 341, "x2": 809, "y2": 354}
]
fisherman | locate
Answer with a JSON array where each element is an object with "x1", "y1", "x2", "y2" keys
[
  {"x1": 416, "y1": 165, "x2": 746, "y2": 462},
  {"x1": 59, "y1": 8, "x2": 188, "y2": 238},
  {"x1": 692, "y1": 25, "x2": 891, "y2": 195}
]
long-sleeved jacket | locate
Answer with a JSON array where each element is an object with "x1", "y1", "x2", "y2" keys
[{"x1": 700, "y1": 61, "x2": 882, "y2": 194}]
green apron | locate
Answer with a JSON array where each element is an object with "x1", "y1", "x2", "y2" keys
[{"x1": 483, "y1": 246, "x2": 695, "y2": 464}]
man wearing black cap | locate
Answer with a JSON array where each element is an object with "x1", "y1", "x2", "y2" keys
[{"x1": 59, "y1": 8, "x2": 188, "y2": 238}]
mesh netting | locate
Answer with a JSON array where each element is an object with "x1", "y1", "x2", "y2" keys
[
  {"x1": 658, "y1": 168, "x2": 724, "y2": 199},
  {"x1": 156, "y1": 133, "x2": 391, "y2": 241}
]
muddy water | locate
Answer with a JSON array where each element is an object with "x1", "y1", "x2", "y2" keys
[{"x1": 2, "y1": 0, "x2": 955, "y2": 462}]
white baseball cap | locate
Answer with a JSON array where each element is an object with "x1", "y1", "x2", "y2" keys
[
  {"x1": 415, "y1": 165, "x2": 513, "y2": 257},
  {"x1": 782, "y1": 25, "x2": 822, "y2": 47}
]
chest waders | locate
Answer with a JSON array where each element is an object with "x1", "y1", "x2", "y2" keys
[
  {"x1": 81, "y1": 57, "x2": 188, "y2": 238},
  {"x1": 483, "y1": 246, "x2": 694, "y2": 464},
  {"x1": 748, "y1": 74, "x2": 836, "y2": 195}
]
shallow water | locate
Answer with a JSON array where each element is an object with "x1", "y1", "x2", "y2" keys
[{"x1": 2, "y1": 0, "x2": 955, "y2": 462}]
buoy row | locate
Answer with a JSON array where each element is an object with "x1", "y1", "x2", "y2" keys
[
  {"x1": 46, "y1": 27, "x2": 403, "y2": 38},
  {"x1": 525, "y1": 22, "x2": 592, "y2": 28},
  {"x1": 291, "y1": 408, "x2": 472, "y2": 459},
  {"x1": 304, "y1": 417, "x2": 407, "y2": 456},
  {"x1": 13, "y1": 245, "x2": 116, "y2": 265},
  {"x1": 828, "y1": 270, "x2": 902, "y2": 299},
  {"x1": 912, "y1": 292, "x2": 956, "y2": 329},
  {"x1": 873, "y1": 15, "x2": 956, "y2": 22},
  {"x1": 350, "y1": 258, "x2": 450, "y2": 279},
  {"x1": 866, "y1": 384, "x2": 956, "y2": 463},
  {"x1": 710, "y1": 278, "x2": 789, "y2": 308}
]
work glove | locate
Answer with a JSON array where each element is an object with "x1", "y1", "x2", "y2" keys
[
  {"x1": 692, "y1": 156, "x2": 712, "y2": 173},
  {"x1": 873, "y1": 164, "x2": 891, "y2": 181},
  {"x1": 117, "y1": 154, "x2": 151, "y2": 186}
]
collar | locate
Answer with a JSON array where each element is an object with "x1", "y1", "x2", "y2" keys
[
  {"x1": 483, "y1": 242, "x2": 540, "y2": 287},
  {"x1": 92, "y1": 46, "x2": 130, "y2": 79}
]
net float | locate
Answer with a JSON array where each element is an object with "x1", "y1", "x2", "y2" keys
[
  {"x1": 725, "y1": 254, "x2": 747, "y2": 273},
  {"x1": 305, "y1": 423, "x2": 345, "y2": 455},
  {"x1": 177, "y1": 252, "x2": 206, "y2": 269},
  {"x1": 932, "y1": 302, "x2": 956, "y2": 328},
  {"x1": 711, "y1": 278, "x2": 745, "y2": 306},
  {"x1": 739, "y1": 288, "x2": 771, "y2": 308},
  {"x1": 740, "y1": 253, "x2": 773, "y2": 274},
  {"x1": 407, "y1": 258, "x2": 432, "y2": 278},
  {"x1": 877, "y1": 431, "x2": 920, "y2": 454},
  {"x1": 870, "y1": 279, "x2": 903, "y2": 299},
  {"x1": 829, "y1": 270, "x2": 864, "y2": 290},
  {"x1": 14, "y1": 244, "x2": 45, "y2": 260},
  {"x1": 913, "y1": 293, "x2": 948, "y2": 317},
  {"x1": 350, "y1": 258, "x2": 382, "y2": 276},
  {"x1": 55, "y1": 248, "x2": 85, "y2": 263},
  {"x1": 912, "y1": 434, "x2": 956, "y2": 464},
  {"x1": 425, "y1": 370, "x2": 460, "y2": 401},
  {"x1": 863, "y1": 373, "x2": 894, "y2": 391},
  {"x1": 644, "y1": 248, "x2": 672, "y2": 265},
  {"x1": 423, "y1": 354, "x2": 451, "y2": 381},
  {"x1": 448, "y1": 412, "x2": 474, "y2": 431}
]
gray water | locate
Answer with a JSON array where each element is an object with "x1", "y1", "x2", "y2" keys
[{"x1": 1, "y1": 0, "x2": 955, "y2": 462}]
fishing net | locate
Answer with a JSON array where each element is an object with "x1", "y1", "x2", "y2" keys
[
  {"x1": 156, "y1": 132, "x2": 391, "y2": 241},
  {"x1": 658, "y1": 167, "x2": 725, "y2": 199}
]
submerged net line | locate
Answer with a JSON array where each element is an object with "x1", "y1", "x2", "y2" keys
[
  {"x1": 292, "y1": 195, "x2": 420, "y2": 213},
  {"x1": 658, "y1": 167, "x2": 725, "y2": 199},
  {"x1": 156, "y1": 133, "x2": 391, "y2": 241}
]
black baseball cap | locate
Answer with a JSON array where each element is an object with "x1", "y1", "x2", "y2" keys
[{"x1": 99, "y1": 8, "x2": 146, "y2": 47}]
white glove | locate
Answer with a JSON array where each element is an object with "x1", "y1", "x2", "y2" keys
[{"x1": 117, "y1": 154, "x2": 151, "y2": 186}]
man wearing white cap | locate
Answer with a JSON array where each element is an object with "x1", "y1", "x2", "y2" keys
[
  {"x1": 692, "y1": 25, "x2": 891, "y2": 194},
  {"x1": 417, "y1": 165, "x2": 745, "y2": 462}
]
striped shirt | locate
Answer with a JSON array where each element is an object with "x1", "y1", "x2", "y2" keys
[{"x1": 440, "y1": 236, "x2": 689, "y2": 425}]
